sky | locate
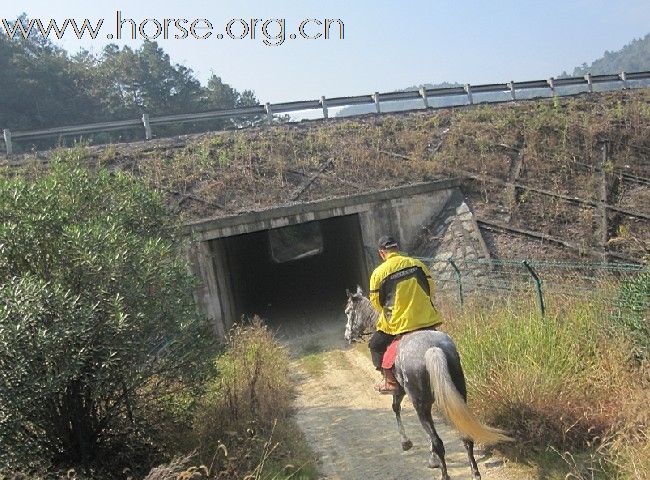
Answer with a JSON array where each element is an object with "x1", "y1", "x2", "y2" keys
[{"x1": 4, "y1": 1, "x2": 650, "y2": 103}]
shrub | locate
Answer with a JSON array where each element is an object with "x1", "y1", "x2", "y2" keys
[{"x1": 0, "y1": 154, "x2": 211, "y2": 477}]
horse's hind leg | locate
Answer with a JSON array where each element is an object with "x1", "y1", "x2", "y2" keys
[
  {"x1": 414, "y1": 401, "x2": 449, "y2": 480},
  {"x1": 463, "y1": 439, "x2": 481, "y2": 479},
  {"x1": 393, "y1": 393, "x2": 412, "y2": 450},
  {"x1": 392, "y1": 392, "x2": 412, "y2": 451}
]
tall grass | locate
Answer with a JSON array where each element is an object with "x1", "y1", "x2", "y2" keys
[
  {"x1": 146, "y1": 317, "x2": 319, "y2": 480},
  {"x1": 443, "y1": 295, "x2": 648, "y2": 478}
]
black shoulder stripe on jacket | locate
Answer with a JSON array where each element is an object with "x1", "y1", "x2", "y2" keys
[{"x1": 378, "y1": 265, "x2": 430, "y2": 317}]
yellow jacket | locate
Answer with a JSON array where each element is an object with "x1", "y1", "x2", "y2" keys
[{"x1": 369, "y1": 251, "x2": 441, "y2": 335}]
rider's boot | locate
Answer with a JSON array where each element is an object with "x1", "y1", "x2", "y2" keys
[{"x1": 375, "y1": 368, "x2": 400, "y2": 395}]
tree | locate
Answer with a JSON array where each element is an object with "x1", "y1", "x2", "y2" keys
[
  {"x1": 0, "y1": 15, "x2": 260, "y2": 148},
  {"x1": 0, "y1": 15, "x2": 97, "y2": 132},
  {"x1": 204, "y1": 75, "x2": 239, "y2": 109},
  {"x1": 0, "y1": 152, "x2": 210, "y2": 476}
]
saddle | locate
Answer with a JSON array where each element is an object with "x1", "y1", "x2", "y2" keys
[
  {"x1": 381, "y1": 338, "x2": 401, "y2": 369},
  {"x1": 381, "y1": 323, "x2": 442, "y2": 369}
]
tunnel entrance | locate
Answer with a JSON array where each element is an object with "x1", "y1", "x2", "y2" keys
[
  {"x1": 189, "y1": 179, "x2": 460, "y2": 338},
  {"x1": 212, "y1": 214, "x2": 368, "y2": 329}
]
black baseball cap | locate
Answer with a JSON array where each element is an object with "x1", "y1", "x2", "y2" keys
[{"x1": 378, "y1": 235, "x2": 399, "y2": 250}]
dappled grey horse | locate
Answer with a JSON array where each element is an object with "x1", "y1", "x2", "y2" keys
[{"x1": 344, "y1": 286, "x2": 510, "y2": 480}]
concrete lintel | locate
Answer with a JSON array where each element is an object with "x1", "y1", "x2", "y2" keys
[{"x1": 184, "y1": 178, "x2": 461, "y2": 240}]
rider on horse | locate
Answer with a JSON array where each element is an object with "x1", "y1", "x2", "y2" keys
[{"x1": 369, "y1": 235, "x2": 442, "y2": 394}]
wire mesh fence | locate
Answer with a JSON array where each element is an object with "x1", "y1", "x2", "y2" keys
[
  {"x1": 363, "y1": 246, "x2": 648, "y2": 318},
  {"x1": 424, "y1": 257, "x2": 648, "y2": 315}
]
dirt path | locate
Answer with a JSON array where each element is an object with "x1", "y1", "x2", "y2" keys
[{"x1": 276, "y1": 318, "x2": 535, "y2": 480}]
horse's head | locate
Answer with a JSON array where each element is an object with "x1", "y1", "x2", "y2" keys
[{"x1": 344, "y1": 285, "x2": 367, "y2": 344}]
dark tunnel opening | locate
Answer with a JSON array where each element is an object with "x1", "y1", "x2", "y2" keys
[{"x1": 217, "y1": 214, "x2": 368, "y2": 328}]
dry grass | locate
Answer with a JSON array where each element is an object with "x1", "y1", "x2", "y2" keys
[
  {"x1": 442, "y1": 293, "x2": 649, "y2": 479},
  {"x1": 186, "y1": 317, "x2": 318, "y2": 479}
]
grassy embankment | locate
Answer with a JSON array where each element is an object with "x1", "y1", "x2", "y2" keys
[
  {"x1": 82, "y1": 89, "x2": 650, "y2": 260},
  {"x1": 442, "y1": 281, "x2": 648, "y2": 480}
]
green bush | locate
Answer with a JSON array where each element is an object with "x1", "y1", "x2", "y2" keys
[{"x1": 0, "y1": 154, "x2": 210, "y2": 477}]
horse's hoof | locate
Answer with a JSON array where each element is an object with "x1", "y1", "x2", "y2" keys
[
  {"x1": 401, "y1": 440, "x2": 413, "y2": 451},
  {"x1": 427, "y1": 458, "x2": 440, "y2": 469}
]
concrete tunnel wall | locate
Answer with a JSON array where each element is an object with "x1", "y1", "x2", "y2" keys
[{"x1": 186, "y1": 180, "x2": 459, "y2": 338}]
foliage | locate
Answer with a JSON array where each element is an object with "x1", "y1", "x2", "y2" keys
[
  {"x1": 0, "y1": 153, "x2": 211, "y2": 477},
  {"x1": 0, "y1": 16, "x2": 259, "y2": 148},
  {"x1": 185, "y1": 319, "x2": 318, "y2": 479}
]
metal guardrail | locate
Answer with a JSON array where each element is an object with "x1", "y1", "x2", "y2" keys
[{"x1": 3, "y1": 71, "x2": 650, "y2": 155}]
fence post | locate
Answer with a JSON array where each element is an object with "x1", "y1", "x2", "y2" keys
[
  {"x1": 547, "y1": 77, "x2": 556, "y2": 96},
  {"x1": 465, "y1": 84, "x2": 473, "y2": 105},
  {"x1": 320, "y1": 96, "x2": 329, "y2": 119},
  {"x1": 448, "y1": 259, "x2": 464, "y2": 306},
  {"x1": 508, "y1": 81, "x2": 516, "y2": 101},
  {"x1": 373, "y1": 92, "x2": 381, "y2": 113},
  {"x1": 265, "y1": 102, "x2": 273, "y2": 124},
  {"x1": 522, "y1": 260, "x2": 545, "y2": 316},
  {"x1": 620, "y1": 71, "x2": 628, "y2": 89},
  {"x1": 584, "y1": 73, "x2": 593, "y2": 93},
  {"x1": 142, "y1": 114, "x2": 152, "y2": 140},
  {"x1": 419, "y1": 87, "x2": 429, "y2": 109},
  {"x1": 3, "y1": 129, "x2": 12, "y2": 156}
]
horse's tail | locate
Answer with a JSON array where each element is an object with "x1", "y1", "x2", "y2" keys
[{"x1": 424, "y1": 347, "x2": 512, "y2": 445}]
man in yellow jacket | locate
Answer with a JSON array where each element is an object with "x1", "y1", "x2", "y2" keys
[{"x1": 369, "y1": 235, "x2": 442, "y2": 394}]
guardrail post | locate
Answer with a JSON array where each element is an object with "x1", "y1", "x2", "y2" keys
[
  {"x1": 508, "y1": 81, "x2": 516, "y2": 101},
  {"x1": 265, "y1": 102, "x2": 273, "y2": 124},
  {"x1": 620, "y1": 71, "x2": 628, "y2": 89},
  {"x1": 465, "y1": 84, "x2": 473, "y2": 105},
  {"x1": 320, "y1": 96, "x2": 329, "y2": 119},
  {"x1": 522, "y1": 260, "x2": 545, "y2": 316},
  {"x1": 584, "y1": 74, "x2": 593, "y2": 93},
  {"x1": 373, "y1": 92, "x2": 381, "y2": 113},
  {"x1": 142, "y1": 114, "x2": 152, "y2": 140},
  {"x1": 448, "y1": 259, "x2": 464, "y2": 306},
  {"x1": 3, "y1": 129, "x2": 12, "y2": 156},
  {"x1": 547, "y1": 77, "x2": 556, "y2": 96},
  {"x1": 419, "y1": 87, "x2": 429, "y2": 109}
]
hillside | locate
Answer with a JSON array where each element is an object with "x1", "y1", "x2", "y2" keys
[
  {"x1": 572, "y1": 32, "x2": 650, "y2": 75},
  {"x1": 7, "y1": 89, "x2": 650, "y2": 263}
]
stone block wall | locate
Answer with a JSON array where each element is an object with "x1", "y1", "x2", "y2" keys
[{"x1": 412, "y1": 189, "x2": 492, "y2": 294}]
